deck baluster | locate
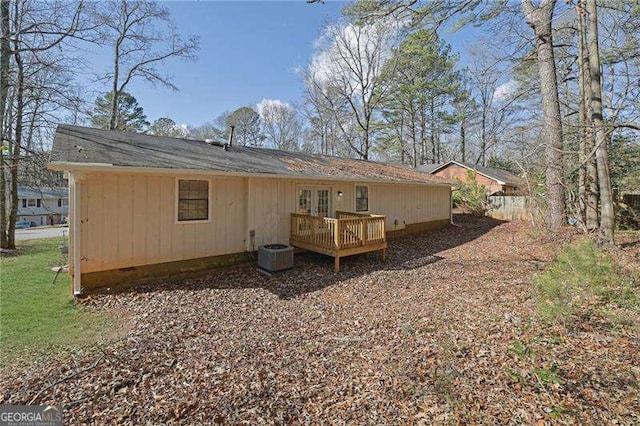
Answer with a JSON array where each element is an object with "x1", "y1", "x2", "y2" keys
[{"x1": 290, "y1": 212, "x2": 387, "y2": 272}]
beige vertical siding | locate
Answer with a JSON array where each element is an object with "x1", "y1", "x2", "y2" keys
[
  {"x1": 247, "y1": 178, "x2": 356, "y2": 248},
  {"x1": 80, "y1": 173, "x2": 247, "y2": 273},
  {"x1": 369, "y1": 183, "x2": 450, "y2": 232},
  {"x1": 245, "y1": 179, "x2": 449, "y2": 248},
  {"x1": 77, "y1": 172, "x2": 450, "y2": 274}
]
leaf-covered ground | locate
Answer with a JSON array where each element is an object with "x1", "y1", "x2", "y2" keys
[{"x1": 1, "y1": 216, "x2": 638, "y2": 424}]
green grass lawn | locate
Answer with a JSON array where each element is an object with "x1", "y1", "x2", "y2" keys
[{"x1": 0, "y1": 238, "x2": 115, "y2": 364}]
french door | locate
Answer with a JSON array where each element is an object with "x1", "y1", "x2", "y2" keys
[
  {"x1": 298, "y1": 186, "x2": 331, "y2": 217},
  {"x1": 297, "y1": 186, "x2": 331, "y2": 234}
]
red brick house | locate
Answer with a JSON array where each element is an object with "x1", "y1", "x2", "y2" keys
[{"x1": 419, "y1": 161, "x2": 523, "y2": 195}]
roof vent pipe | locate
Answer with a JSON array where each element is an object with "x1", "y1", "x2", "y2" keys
[{"x1": 228, "y1": 125, "x2": 235, "y2": 148}]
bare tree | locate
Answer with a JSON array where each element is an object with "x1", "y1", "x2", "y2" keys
[
  {"x1": 1, "y1": 0, "x2": 85, "y2": 249},
  {"x1": 521, "y1": 0, "x2": 566, "y2": 234},
  {"x1": 92, "y1": 0, "x2": 199, "y2": 130},
  {"x1": 187, "y1": 121, "x2": 225, "y2": 142},
  {"x1": 467, "y1": 52, "x2": 513, "y2": 167},
  {"x1": 1, "y1": 0, "x2": 10, "y2": 248},
  {"x1": 585, "y1": 0, "x2": 614, "y2": 244},
  {"x1": 309, "y1": 18, "x2": 398, "y2": 160},
  {"x1": 257, "y1": 99, "x2": 303, "y2": 152},
  {"x1": 227, "y1": 107, "x2": 263, "y2": 147},
  {"x1": 302, "y1": 68, "x2": 343, "y2": 156},
  {"x1": 303, "y1": 66, "x2": 359, "y2": 157},
  {"x1": 576, "y1": 2, "x2": 599, "y2": 230}
]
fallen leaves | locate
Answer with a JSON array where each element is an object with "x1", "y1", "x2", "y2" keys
[{"x1": 0, "y1": 215, "x2": 638, "y2": 424}]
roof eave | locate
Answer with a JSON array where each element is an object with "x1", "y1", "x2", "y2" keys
[
  {"x1": 434, "y1": 160, "x2": 510, "y2": 185},
  {"x1": 47, "y1": 161, "x2": 454, "y2": 187}
]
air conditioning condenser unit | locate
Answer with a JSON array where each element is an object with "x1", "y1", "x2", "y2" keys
[{"x1": 258, "y1": 244, "x2": 294, "y2": 272}]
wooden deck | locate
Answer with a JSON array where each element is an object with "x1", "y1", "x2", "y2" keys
[{"x1": 290, "y1": 211, "x2": 387, "y2": 272}]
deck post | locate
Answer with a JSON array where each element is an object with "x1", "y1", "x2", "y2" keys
[
  {"x1": 334, "y1": 256, "x2": 340, "y2": 273},
  {"x1": 380, "y1": 248, "x2": 386, "y2": 262}
]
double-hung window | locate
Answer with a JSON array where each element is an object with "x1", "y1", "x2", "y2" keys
[
  {"x1": 355, "y1": 185, "x2": 369, "y2": 212},
  {"x1": 177, "y1": 179, "x2": 210, "y2": 222}
]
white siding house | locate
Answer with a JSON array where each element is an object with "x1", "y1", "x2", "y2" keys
[{"x1": 18, "y1": 186, "x2": 69, "y2": 226}]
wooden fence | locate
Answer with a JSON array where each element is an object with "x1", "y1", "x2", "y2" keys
[
  {"x1": 486, "y1": 196, "x2": 532, "y2": 221},
  {"x1": 622, "y1": 193, "x2": 640, "y2": 211}
]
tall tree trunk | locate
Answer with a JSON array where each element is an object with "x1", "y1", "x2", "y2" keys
[
  {"x1": 430, "y1": 98, "x2": 435, "y2": 164},
  {"x1": 0, "y1": 0, "x2": 10, "y2": 248},
  {"x1": 109, "y1": 45, "x2": 120, "y2": 130},
  {"x1": 436, "y1": 128, "x2": 441, "y2": 163},
  {"x1": 460, "y1": 120, "x2": 466, "y2": 162},
  {"x1": 418, "y1": 101, "x2": 426, "y2": 164},
  {"x1": 362, "y1": 126, "x2": 369, "y2": 161},
  {"x1": 411, "y1": 115, "x2": 417, "y2": 168},
  {"x1": 586, "y1": 0, "x2": 614, "y2": 244},
  {"x1": 8, "y1": 42, "x2": 23, "y2": 249},
  {"x1": 398, "y1": 110, "x2": 405, "y2": 165},
  {"x1": 522, "y1": 0, "x2": 567, "y2": 234},
  {"x1": 577, "y1": 4, "x2": 599, "y2": 230},
  {"x1": 480, "y1": 108, "x2": 487, "y2": 166}
]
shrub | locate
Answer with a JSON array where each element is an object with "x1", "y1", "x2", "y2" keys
[
  {"x1": 534, "y1": 239, "x2": 639, "y2": 324},
  {"x1": 454, "y1": 170, "x2": 488, "y2": 217}
]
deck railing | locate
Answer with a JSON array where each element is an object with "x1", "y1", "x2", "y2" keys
[
  {"x1": 290, "y1": 212, "x2": 386, "y2": 251},
  {"x1": 290, "y1": 214, "x2": 338, "y2": 251}
]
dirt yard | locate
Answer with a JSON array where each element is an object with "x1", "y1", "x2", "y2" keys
[{"x1": 1, "y1": 216, "x2": 638, "y2": 424}]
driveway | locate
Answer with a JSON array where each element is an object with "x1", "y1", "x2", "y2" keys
[{"x1": 15, "y1": 226, "x2": 68, "y2": 241}]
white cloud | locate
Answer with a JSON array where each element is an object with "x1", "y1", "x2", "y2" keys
[
  {"x1": 256, "y1": 99, "x2": 292, "y2": 117},
  {"x1": 494, "y1": 79, "x2": 518, "y2": 102},
  {"x1": 308, "y1": 19, "x2": 401, "y2": 91}
]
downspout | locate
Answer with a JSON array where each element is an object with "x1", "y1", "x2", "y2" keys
[
  {"x1": 70, "y1": 172, "x2": 82, "y2": 295},
  {"x1": 450, "y1": 186, "x2": 453, "y2": 225}
]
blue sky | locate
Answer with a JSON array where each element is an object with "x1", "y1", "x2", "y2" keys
[{"x1": 85, "y1": 1, "x2": 482, "y2": 127}]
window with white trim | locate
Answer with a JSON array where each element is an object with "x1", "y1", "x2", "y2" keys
[
  {"x1": 177, "y1": 179, "x2": 209, "y2": 222},
  {"x1": 27, "y1": 199, "x2": 36, "y2": 207},
  {"x1": 355, "y1": 185, "x2": 369, "y2": 212}
]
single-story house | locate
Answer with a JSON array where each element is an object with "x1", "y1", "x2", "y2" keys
[
  {"x1": 49, "y1": 125, "x2": 453, "y2": 295},
  {"x1": 18, "y1": 186, "x2": 69, "y2": 226},
  {"x1": 419, "y1": 161, "x2": 523, "y2": 195}
]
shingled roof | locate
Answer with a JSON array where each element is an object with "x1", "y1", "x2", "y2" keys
[
  {"x1": 418, "y1": 161, "x2": 521, "y2": 185},
  {"x1": 18, "y1": 186, "x2": 68, "y2": 199},
  {"x1": 49, "y1": 125, "x2": 450, "y2": 185}
]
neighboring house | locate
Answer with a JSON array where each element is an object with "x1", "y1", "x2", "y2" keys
[
  {"x1": 49, "y1": 125, "x2": 453, "y2": 294},
  {"x1": 17, "y1": 186, "x2": 69, "y2": 226},
  {"x1": 419, "y1": 161, "x2": 523, "y2": 195}
]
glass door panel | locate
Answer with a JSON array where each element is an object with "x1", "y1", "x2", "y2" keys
[
  {"x1": 298, "y1": 189, "x2": 311, "y2": 214},
  {"x1": 316, "y1": 189, "x2": 329, "y2": 218},
  {"x1": 298, "y1": 188, "x2": 312, "y2": 232}
]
